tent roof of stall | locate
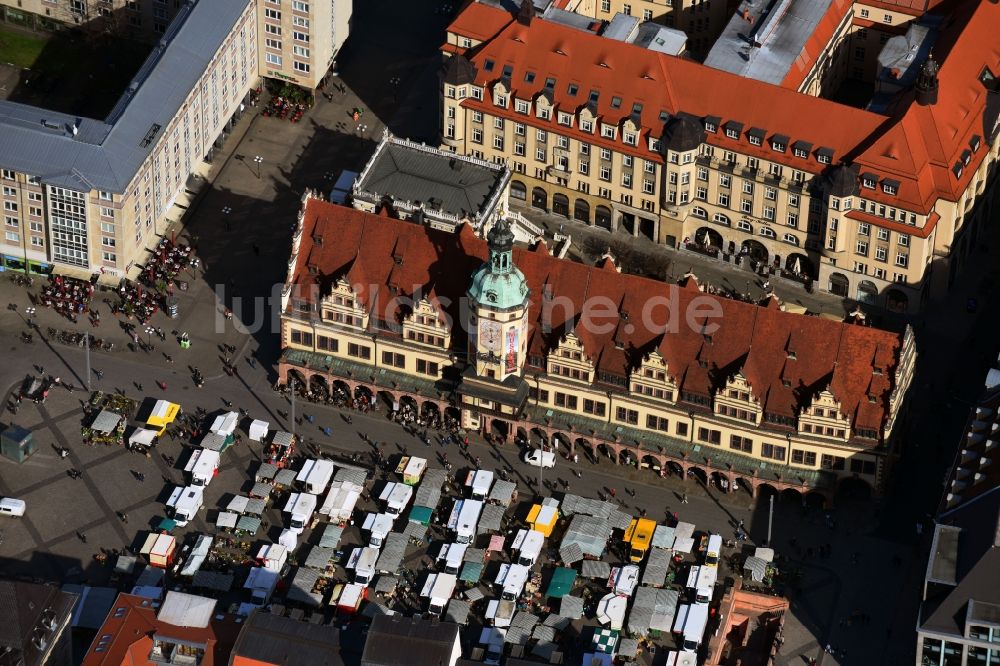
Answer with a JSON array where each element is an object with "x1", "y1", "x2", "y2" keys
[
  {"x1": 149, "y1": 400, "x2": 179, "y2": 420},
  {"x1": 287, "y1": 568, "x2": 323, "y2": 607},
  {"x1": 272, "y1": 431, "x2": 294, "y2": 447},
  {"x1": 464, "y1": 547, "x2": 486, "y2": 563},
  {"x1": 250, "y1": 482, "x2": 272, "y2": 498},
  {"x1": 334, "y1": 465, "x2": 368, "y2": 485},
  {"x1": 179, "y1": 534, "x2": 213, "y2": 576},
  {"x1": 642, "y1": 548, "x2": 671, "y2": 587},
  {"x1": 618, "y1": 638, "x2": 639, "y2": 658},
  {"x1": 216, "y1": 511, "x2": 238, "y2": 529},
  {"x1": 673, "y1": 537, "x2": 695, "y2": 553},
  {"x1": 201, "y1": 432, "x2": 228, "y2": 451},
  {"x1": 374, "y1": 575, "x2": 398, "y2": 594},
  {"x1": 408, "y1": 505, "x2": 433, "y2": 525},
  {"x1": 488, "y1": 479, "x2": 517, "y2": 504},
  {"x1": 275, "y1": 469, "x2": 297, "y2": 486},
  {"x1": 651, "y1": 525, "x2": 675, "y2": 549},
  {"x1": 361, "y1": 602, "x2": 396, "y2": 618},
  {"x1": 674, "y1": 521, "x2": 696, "y2": 540},
  {"x1": 248, "y1": 419, "x2": 269, "y2": 439},
  {"x1": 227, "y1": 496, "x2": 250, "y2": 514},
  {"x1": 559, "y1": 595, "x2": 583, "y2": 619},
  {"x1": 156, "y1": 592, "x2": 216, "y2": 628},
  {"x1": 562, "y1": 514, "x2": 611, "y2": 558},
  {"x1": 91, "y1": 410, "x2": 122, "y2": 434},
  {"x1": 460, "y1": 561, "x2": 484, "y2": 582},
  {"x1": 244, "y1": 498, "x2": 266, "y2": 515},
  {"x1": 320, "y1": 523, "x2": 345, "y2": 548},
  {"x1": 445, "y1": 599, "x2": 471, "y2": 625},
  {"x1": 305, "y1": 546, "x2": 337, "y2": 569},
  {"x1": 755, "y1": 547, "x2": 775, "y2": 562},
  {"x1": 464, "y1": 586, "x2": 484, "y2": 602},
  {"x1": 581, "y1": 560, "x2": 611, "y2": 579},
  {"x1": 608, "y1": 509, "x2": 633, "y2": 531},
  {"x1": 244, "y1": 567, "x2": 280, "y2": 593},
  {"x1": 547, "y1": 568, "x2": 577, "y2": 598},
  {"x1": 403, "y1": 521, "x2": 427, "y2": 541},
  {"x1": 543, "y1": 614, "x2": 570, "y2": 630},
  {"x1": 745, "y1": 555, "x2": 767, "y2": 581},
  {"x1": 414, "y1": 470, "x2": 446, "y2": 507},
  {"x1": 559, "y1": 541, "x2": 584, "y2": 564},
  {"x1": 478, "y1": 503, "x2": 505, "y2": 533},
  {"x1": 591, "y1": 625, "x2": 620, "y2": 653},
  {"x1": 561, "y1": 494, "x2": 616, "y2": 519},
  {"x1": 256, "y1": 462, "x2": 278, "y2": 480},
  {"x1": 531, "y1": 624, "x2": 556, "y2": 643},
  {"x1": 376, "y1": 533, "x2": 407, "y2": 573},
  {"x1": 210, "y1": 411, "x2": 239, "y2": 435},
  {"x1": 192, "y1": 570, "x2": 233, "y2": 592},
  {"x1": 129, "y1": 428, "x2": 157, "y2": 445},
  {"x1": 236, "y1": 516, "x2": 261, "y2": 533}
]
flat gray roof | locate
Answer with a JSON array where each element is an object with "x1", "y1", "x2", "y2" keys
[
  {"x1": 355, "y1": 134, "x2": 508, "y2": 219},
  {"x1": 0, "y1": 0, "x2": 250, "y2": 193},
  {"x1": 704, "y1": 0, "x2": 837, "y2": 86},
  {"x1": 927, "y1": 524, "x2": 960, "y2": 585}
]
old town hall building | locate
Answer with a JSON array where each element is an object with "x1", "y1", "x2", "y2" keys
[{"x1": 279, "y1": 192, "x2": 915, "y2": 502}]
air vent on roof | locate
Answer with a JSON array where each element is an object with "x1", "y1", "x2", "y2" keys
[
  {"x1": 873, "y1": 366, "x2": 882, "y2": 375},
  {"x1": 140, "y1": 123, "x2": 162, "y2": 148},
  {"x1": 41, "y1": 120, "x2": 62, "y2": 131},
  {"x1": 313, "y1": 235, "x2": 323, "y2": 246},
  {"x1": 308, "y1": 265, "x2": 318, "y2": 275},
  {"x1": 781, "y1": 379, "x2": 791, "y2": 388},
  {"x1": 868, "y1": 394, "x2": 877, "y2": 404},
  {"x1": 393, "y1": 254, "x2": 403, "y2": 266},
  {"x1": 787, "y1": 351, "x2": 796, "y2": 360}
]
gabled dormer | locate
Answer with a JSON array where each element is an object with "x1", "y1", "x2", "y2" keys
[
  {"x1": 578, "y1": 105, "x2": 595, "y2": 134},
  {"x1": 402, "y1": 296, "x2": 451, "y2": 349},
  {"x1": 630, "y1": 350, "x2": 677, "y2": 402},
  {"x1": 714, "y1": 370, "x2": 762, "y2": 425},
  {"x1": 547, "y1": 331, "x2": 594, "y2": 384},
  {"x1": 320, "y1": 277, "x2": 368, "y2": 330},
  {"x1": 534, "y1": 91, "x2": 553, "y2": 120},
  {"x1": 800, "y1": 387, "x2": 849, "y2": 440},
  {"x1": 492, "y1": 80, "x2": 509, "y2": 107}
]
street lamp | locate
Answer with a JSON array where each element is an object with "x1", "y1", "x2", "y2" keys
[
  {"x1": 84, "y1": 332, "x2": 91, "y2": 392},
  {"x1": 222, "y1": 206, "x2": 232, "y2": 231},
  {"x1": 144, "y1": 325, "x2": 155, "y2": 347},
  {"x1": 290, "y1": 376, "x2": 296, "y2": 437},
  {"x1": 253, "y1": 155, "x2": 263, "y2": 179}
]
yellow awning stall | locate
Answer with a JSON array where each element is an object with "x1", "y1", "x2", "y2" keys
[{"x1": 146, "y1": 400, "x2": 181, "y2": 435}]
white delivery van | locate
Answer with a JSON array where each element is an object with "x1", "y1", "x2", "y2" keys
[
  {"x1": 284, "y1": 492, "x2": 317, "y2": 534},
  {"x1": 296, "y1": 458, "x2": 335, "y2": 495},
  {"x1": 704, "y1": 533, "x2": 723, "y2": 567},
  {"x1": 681, "y1": 602, "x2": 710, "y2": 652},
  {"x1": 485, "y1": 599, "x2": 515, "y2": 628},
  {"x1": 420, "y1": 572, "x2": 457, "y2": 615},
  {"x1": 495, "y1": 563, "x2": 531, "y2": 601},
  {"x1": 320, "y1": 480, "x2": 363, "y2": 523},
  {"x1": 184, "y1": 448, "x2": 220, "y2": 487},
  {"x1": 522, "y1": 448, "x2": 556, "y2": 468},
  {"x1": 379, "y1": 482, "x2": 414, "y2": 516},
  {"x1": 166, "y1": 486, "x2": 204, "y2": 527},
  {"x1": 512, "y1": 529, "x2": 545, "y2": 567},
  {"x1": 479, "y1": 627, "x2": 506, "y2": 665},
  {"x1": 673, "y1": 603, "x2": 690, "y2": 635},
  {"x1": 467, "y1": 469, "x2": 495, "y2": 501},
  {"x1": 437, "y1": 543, "x2": 468, "y2": 575},
  {"x1": 362, "y1": 512, "x2": 395, "y2": 548},
  {"x1": 454, "y1": 498, "x2": 484, "y2": 544},
  {"x1": 0, "y1": 497, "x2": 26, "y2": 517},
  {"x1": 348, "y1": 546, "x2": 381, "y2": 586}
]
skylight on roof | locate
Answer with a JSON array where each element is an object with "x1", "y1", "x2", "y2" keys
[
  {"x1": 502, "y1": 64, "x2": 513, "y2": 77},
  {"x1": 525, "y1": 71, "x2": 536, "y2": 83},
  {"x1": 611, "y1": 96, "x2": 622, "y2": 109},
  {"x1": 588, "y1": 89, "x2": 600, "y2": 103},
  {"x1": 544, "y1": 77, "x2": 556, "y2": 90},
  {"x1": 632, "y1": 102, "x2": 643, "y2": 114},
  {"x1": 484, "y1": 59, "x2": 495, "y2": 72},
  {"x1": 567, "y1": 83, "x2": 578, "y2": 96}
]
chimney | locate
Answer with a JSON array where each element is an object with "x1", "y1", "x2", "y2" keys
[
  {"x1": 517, "y1": 0, "x2": 535, "y2": 25},
  {"x1": 915, "y1": 54, "x2": 939, "y2": 106}
]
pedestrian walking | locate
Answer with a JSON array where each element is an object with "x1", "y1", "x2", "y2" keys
[
  {"x1": 137, "y1": 383, "x2": 143, "y2": 392},
  {"x1": 77, "y1": 531, "x2": 87, "y2": 543},
  {"x1": 681, "y1": 492, "x2": 689, "y2": 504},
  {"x1": 95, "y1": 369, "x2": 103, "y2": 380},
  {"x1": 120, "y1": 512, "x2": 128, "y2": 524},
  {"x1": 609, "y1": 487, "x2": 616, "y2": 498}
]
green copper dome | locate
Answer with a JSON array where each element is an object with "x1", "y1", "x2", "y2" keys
[{"x1": 469, "y1": 219, "x2": 529, "y2": 310}]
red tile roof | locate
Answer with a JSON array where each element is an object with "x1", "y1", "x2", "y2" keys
[
  {"x1": 82, "y1": 593, "x2": 240, "y2": 666},
  {"x1": 448, "y1": 1, "x2": 1000, "y2": 214},
  {"x1": 289, "y1": 198, "x2": 906, "y2": 436}
]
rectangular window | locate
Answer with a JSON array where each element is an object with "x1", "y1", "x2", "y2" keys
[
  {"x1": 615, "y1": 407, "x2": 639, "y2": 425},
  {"x1": 316, "y1": 336, "x2": 338, "y2": 352},
  {"x1": 381, "y1": 351, "x2": 405, "y2": 368},
  {"x1": 820, "y1": 454, "x2": 846, "y2": 470},
  {"x1": 729, "y1": 435, "x2": 753, "y2": 453},
  {"x1": 347, "y1": 343, "x2": 371, "y2": 360},
  {"x1": 416, "y1": 359, "x2": 439, "y2": 376},
  {"x1": 761, "y1": 443, "x2": 786, "y2": 461},
  {"x1": 582, "y1": 399, "x2": 606, "y2": 417},
  {"x1": 791, "y1": 450, "x2": 817, "y2": 466},
  {"x1": 696, "y1": 427, "x2": 721, "y2": 445}
]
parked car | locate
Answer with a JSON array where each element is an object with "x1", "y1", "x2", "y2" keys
[{"x1": 521, "y1": 449, "x2": 556, "y2": 468}]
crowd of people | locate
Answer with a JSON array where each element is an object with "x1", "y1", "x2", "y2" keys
[{"x1": 140, "y1": 238, "x2": 193, "y2": 290}]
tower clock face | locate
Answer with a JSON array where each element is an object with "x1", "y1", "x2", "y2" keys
[{"x1": 480, "y1": 319, "x2": 501, "y2": 353}]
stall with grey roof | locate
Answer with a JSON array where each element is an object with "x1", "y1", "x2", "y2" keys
[
  {"x1": 560, "y1": 541, "x2": 584, "y2": 564},
  {"x1": 91, "y1": 410, "x2": 122, "y2": 434},
  {"x1": 192, "y1": 570, "x2": 234, "y2": 592},
  {"x1": 488, "y1": 479, "x2": 517, "y2": 505},
  {"x1": 215, "y1": 511, "x2": 238, "y2": 529},
  {"x1": 628, "y1": 587, "x2": 679, "y2": 635},
  {"x1": 287, "y1": 567, "x2": 324, "y2": 607},
  {"x1": 403, "y1": 521, "x2": 427, "y2": 542},
  {"x1": 249, "y1": 481, "x2": 272, "y2": 498},
  {"x1": 376, "y1": 533, "x2": 408, "y2": 573},
  {"x1": 201, "y1": 432, "x2": 228, "y2": 452},
  {"x1": 561, "y1": 494, "x2": 615, "y2": 519},
  {"x1": 374, "y1": 575, "x2": 398, "y2": 594},
  {"x1": 445, "y1": 598, "x2": 472, "y2": 625},
  {"x1": 361, "y1": 602, "x2": 396, "y2": 618},
  {"x1": 319, "y1": 523, "x2": 345, "y2": 548},
  {"x1": 562, "y1": 514, "x2": 612, "y2": 558},
  {"x1": 334, "y1": 464, "x2": 368, "y2": 485},
  {"x1": 478, "y1": 503, "x2": 506, "y2": 534},
  {"x1": 255, "y1": 463, "x2": 278, "y2": 482},
  {"x1": 235, "y1": 516, "x2": 261, "y2": 534},
  {"x1": 651, "y1": 525, "x2": 675, "y2": 549},
  {"x1": 415, "y1": 469, "x2": 447, "y2": 507},
  {"x1": 608, "y1": 509, "x2": 634, "y2": 531},
  {"x1": 582, "y1": 560, "x2": 611, "y2": 579},
  {"x1": 642, "y1": 548, "x2": 671, "y2": 587},
  {"x1": 274, "y1": 468, "x2": 298, "y2": 487},
  {"x1": 305, "y1": 546, "x2": 337, "y2": 570},
  {"x1": 543, "y1": 614, "x2": 571, "y2": 630},
  {"x1": 559, "y1": 595, "x2": 584, "y2": 619}
]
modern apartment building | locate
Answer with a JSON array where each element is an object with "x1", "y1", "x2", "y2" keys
[
  {"x1": 917, "y1": 367, "x2": 1000, "y2": 666},
  {"x1": 440, "y1": 0, "x2": 1000, "y2": 314},
  {"x1": 0, "y1": 0, "x2": 187, "y2": 38},
  {"x1": 257, "y1": 0, "x2": 353, "y2": 89},
  {"x1": 0, "y1": 0, "x2": 258, "y2": 278},
  {"x1": 279, "y1": 193, "x2": 915, "y2": 500}
]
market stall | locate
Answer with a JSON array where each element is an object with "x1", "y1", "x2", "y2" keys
[
  {"x1": 546, "y1": 567, "x2": 578, "y2": 598},
  {"x1": 146, "y1": 400, "x2": 180, "y2": 435},
  {"x1": 248, "y1": 419, "x2": 269, "y2": 442},
  {"x1": 596, "y1": 594, "x2": 628, "y2": 630},
  {"x1": 265, "y1": 431, "x2": 295, "y2": 467},
  {"x1": 128, "y1": 428, "x2": 158, "y2": 453},
  {"x1": 85, "y1": 410, "x2": 124, "y2": 445}
]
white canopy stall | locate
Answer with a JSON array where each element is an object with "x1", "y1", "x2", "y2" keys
[{"x1": 248, "y1": 419, "x2": 269, "y2": 442}]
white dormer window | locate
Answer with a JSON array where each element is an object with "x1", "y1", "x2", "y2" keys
[
  {"x1": 862, "y1": 177, "x2": 876, "y2": 188},
  {"x1": 471, "y1": 86, "x2": 483, "y2": 100},
  {"x1": 601, "y1": 124, "x2": 616, "y2": 139},
  {"x1": 725, "y1": 127, "x2": 739, "y2": 139},
  {"x1": 515, "y1": 99, "x2": 529, "y2": 114},
  {"x1": 538, "y1": 107, "x2": 550, "y2": 120},
  {"x1": 649, "y1": 138, "x2": 661, "y2": 152},
  {"x1": 580, "y1": 119, "x2": 593, "y2": 133},
  {"x1": 749, "y1": 135, "x2": 762, "y2": 146},
  {"x1": 495, "y1": 94, "x2": 507, "y2": 108},
  {"x1": 705, "y1": 122, "x2": 716, "y2": 132},
  {"x1": 772, "y1": 141, "x2": 784, "y2": 152},
  {"x1": 817, "y1": 153, "x2": 831, "y2": 164},
  {"x1": 793, "y1": 147, "x2": 808, "y2": 158},
  {"x1": 558, "y1": 112, "x2": 572, "y2": 126},
  {"x1": 882, "y1": 183, "x2": 897, "y2": 195},
  {"x1": 623, "y1": 132, "x2": 637, "y2": 146}
]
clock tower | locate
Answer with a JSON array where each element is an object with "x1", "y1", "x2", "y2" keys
[{"x1": 460, "y1": 218, "x2": 531, "y2": 433}]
